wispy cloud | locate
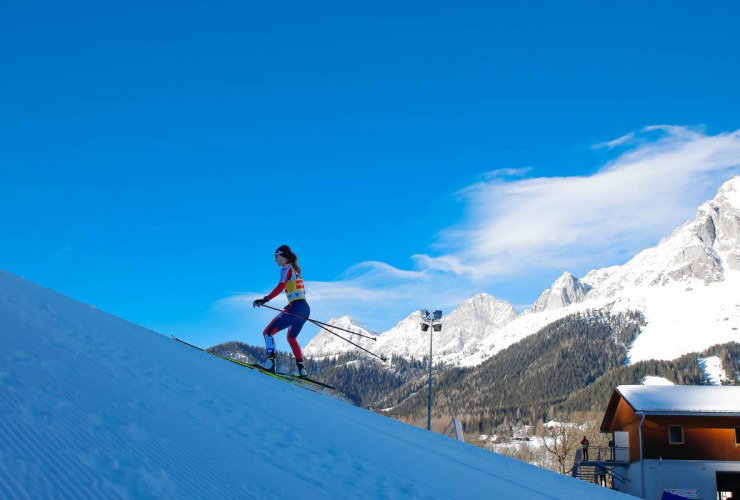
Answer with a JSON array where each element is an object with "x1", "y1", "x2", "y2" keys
[
  {"x1": 421, "y1": 125, "x2": 740, "y2": 279},
  {"x1": 481, "y1": 168, "x2": 532, "y2": 180},
  {"x1": 592, "y1": 131, "x2": 636, "y2": 150}
]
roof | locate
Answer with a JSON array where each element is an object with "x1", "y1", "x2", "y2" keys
[
  {"x1": 601, "y1": 385, "x2": 740, "y2": 432},
  {"x1": 615, "y1": 385, "x2": 740, "y2": 414}
]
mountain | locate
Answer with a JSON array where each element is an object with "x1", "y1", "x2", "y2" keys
[
  {"x1": 301, "y1": 315, "x2": 378, "y2": 356},
  {"x1": 527, "y1": 272, "x2": 592, "y2": 313},
  {"x1": 307, "y1": 176, "x2": 740, "y2": 367},
  {"x1": 0, "y1": 269, "x2": 628, "y2": 498},
  {"x1": 562, "y1": 175, "x2": 740, "y2": 362},
  {"x1": 304, "y1": 293, "x2": 519, "y2": 360}
]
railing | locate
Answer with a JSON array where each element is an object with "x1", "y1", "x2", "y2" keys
[
  {"x1": 572, "y1": 446, "x2": 631, "y2": 488},
  {"x1": 580, "y1": 446, "x2": 629, "y2": 463}
]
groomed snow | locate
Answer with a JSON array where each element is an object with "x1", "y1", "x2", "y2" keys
[{"x1": 0, "y1": 269, "x2": 630, "y2": 499}]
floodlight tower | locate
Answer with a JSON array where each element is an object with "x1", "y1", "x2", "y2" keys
[{"x1": 420, "y1": 309, "x2": 442, "y2": 431}]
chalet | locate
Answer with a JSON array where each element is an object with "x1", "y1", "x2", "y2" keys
[{"x1": 590, "y1": 385, "x2": 740, "y2": 499}]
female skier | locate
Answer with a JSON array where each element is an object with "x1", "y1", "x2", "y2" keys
[{"x1": 252, "y1": 245, "x2": 309, "y2": 377}]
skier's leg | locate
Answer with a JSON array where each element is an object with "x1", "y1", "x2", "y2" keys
[
  {"x1": 263, "y1": 333, "x2": 277, "y2": 371},
  {"x1": 287, "y1": 332, "x2": 307, "y2": 377},
  {"x1": 287, "y1": 332, "x2": 303, "y2": 361},
  {"x1": 286, "y1": 300, "x2": 310, "y2": 376},
  {"x1": 263, "y1": 311, "x2": 290, "y2": 372}
]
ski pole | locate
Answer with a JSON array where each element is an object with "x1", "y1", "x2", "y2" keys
[
  {"x1": 259, "y1": 303, "x2": 377, "y2": 340},
  {"x1": 259, "y1": 304, "x2": 387, "y2": 362},
  {"x1": 309, "y1": 319, "x2": 388, "y2": 362}
]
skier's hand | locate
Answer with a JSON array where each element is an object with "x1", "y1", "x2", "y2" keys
[{"x1": 253, "y1": 297, "x2": 269, "y2": 308}]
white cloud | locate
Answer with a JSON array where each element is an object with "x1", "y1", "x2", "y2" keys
[
  {"x1": 420, "y1": 125, "x2": 740, "y2": 279},
  {"x1": 592, "y1": 131, "x2": 636, "y2": 150},
  {"x1": 481, "y1": 168, "x2": 532, "y2": 180}
]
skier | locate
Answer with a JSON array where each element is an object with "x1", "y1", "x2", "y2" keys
[{"x1": 252, "y1": 245, "x2": 309, "y2": 377}]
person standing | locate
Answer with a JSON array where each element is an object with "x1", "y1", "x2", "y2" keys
[
  {"x1": 253, "y1": 245, "x2": 310, "y2": 377},
  {"x1": 581, "y1": 436, "x2": 590, "y2": 462}
]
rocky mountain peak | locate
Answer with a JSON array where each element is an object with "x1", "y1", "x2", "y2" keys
[
  {"x1": 527, "y1": 272, "x2": 591, "y2": 313},
  {"x1": 303, "y1": 315, "x2": 377, "y2": 358},
  {"x1": 443, "y1": 293, "x2": 518, "y2": 329},
  {"x1": 585, "y1": 176, "x2": 740, "y2": 294},
  {"x1": 693, "y1": 176, "x2": 740, "y2": 269}
]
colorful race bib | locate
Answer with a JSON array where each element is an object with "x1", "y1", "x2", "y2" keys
[{"x1": 280, "y1": 265, "x2": 306, "y2": 302}]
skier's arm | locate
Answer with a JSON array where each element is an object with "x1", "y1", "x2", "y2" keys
[
  {"x1": 263, "y1": 266, "x2": 292, "y2": 301},
  {"x1": 264, "y1": 282, "x2": 286, "y2": 301}
]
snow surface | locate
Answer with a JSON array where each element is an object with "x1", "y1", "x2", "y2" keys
[
  {"x1": 617, "y1": 384, "x2": 740, "y2": 414},
  {"x1": 698, "y1": 356, "x2": 730, "y2": 385},
  {"x1": 641, "y1": 376, "x2": 675, "y2": 386},
  {"x1": 0, "y1": 269, "x2": 629, "y2": 499}
]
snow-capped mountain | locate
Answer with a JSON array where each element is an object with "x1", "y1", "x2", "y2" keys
[
  {"x1": 527, "y1": 272, "x2": 592, "y2": 313},
  {"x1": 580, "y1": 177, "x2": 740, "y2": 297},
  {"x1": 307, "y1": 176, "x2": 740, "y2": 367},
  {"x1": 302, "y1": 315, "x2": 378, "y2": 356},
  {"x1": 0, "y1": 268, "x2": 626, "y2": 499},
  {"x1": 304, "y1": 293, "x2": 518, "y2": 360}
]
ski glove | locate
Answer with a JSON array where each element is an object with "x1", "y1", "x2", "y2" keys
[{"x1": 252, "y1": 297, "x2": 269, "y2": 308}]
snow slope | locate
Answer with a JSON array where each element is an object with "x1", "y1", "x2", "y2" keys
[
  {"x1": 698, "y1": 356, "x2": 730, "y2": 385},
  {"x1": 0, "y1": 269, "x2": 629, "y2": 499}
]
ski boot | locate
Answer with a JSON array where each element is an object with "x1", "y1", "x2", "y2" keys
[
  {"x1": 264, "y1": 352, "x2": 276, "y2": 373},
  {"x1": 296, "y1": 360, "x2": 308, "y2": 378}
]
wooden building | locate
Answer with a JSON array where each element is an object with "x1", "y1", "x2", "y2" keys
[{"x1": 598, "y1": 385, "x2": 740, "y2": 499}]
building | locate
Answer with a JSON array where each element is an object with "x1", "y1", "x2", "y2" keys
[{"x1": 594, "y1": 385, "x2": 740, "y2": 499}]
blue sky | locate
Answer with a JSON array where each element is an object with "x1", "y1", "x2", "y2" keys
[{"x1": 2, "y1": 1, "x2": 740, "y2": 350}]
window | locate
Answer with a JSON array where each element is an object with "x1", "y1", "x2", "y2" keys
[
  {"x1": 735, "y1": 427, "x2": 740, "y2": 446},
  {"x1": 668, "y1": 425, "x2": 684, "y2": 445}
]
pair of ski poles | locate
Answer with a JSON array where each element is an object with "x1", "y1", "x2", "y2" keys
[{"x1": 259, "y1": 303, "x2": 387, "y2": 362}]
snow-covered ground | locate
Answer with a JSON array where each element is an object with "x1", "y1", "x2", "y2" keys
[
  {"x1": 698, "y1": 356, "x2": 730, "y2": 385},
  {"x1": 641, "y1": 376, "x2": 675, "y2": 386},
  {"x1": 0, "y1": 269, "x2": 631, "y2": 499}
]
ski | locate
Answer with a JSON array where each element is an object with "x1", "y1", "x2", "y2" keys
[
  {"x1": 277, "y1": 373, "x2": 336, "y2": 390},
  {"x1": 172, "y1": 335, "x2": 266, "y2": 371},
  {"x1": 170, "y1": 335, "x2": 311, "y2": 389},
  {"x1": 242, "y1": 361, "x2": 336, "y2": 390},
  {"x1": 170, "y1": 335, "x2": 335, "y2": 391}
]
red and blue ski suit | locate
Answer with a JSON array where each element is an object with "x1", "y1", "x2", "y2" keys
[{"x1": 263, "y1": 264, "x2": 309, "y2": 361}]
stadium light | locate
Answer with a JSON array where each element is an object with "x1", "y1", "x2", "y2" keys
[{"x1": 420, "y1": 309, "x2": 442, "y2": 431}]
